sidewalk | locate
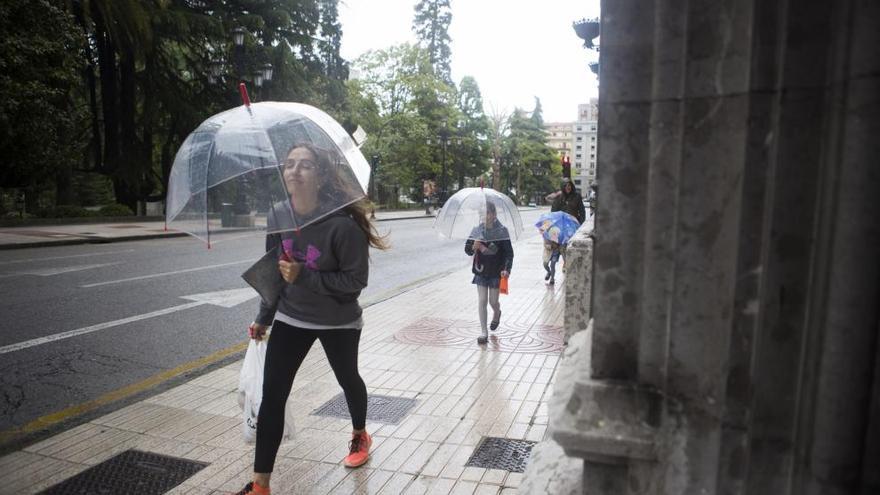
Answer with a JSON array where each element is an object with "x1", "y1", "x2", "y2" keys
[
  {"x1": 0, "y1": 235, "x2": 564, "y2": 494},
  {"x1": 0, "y1": 209, "x2": 440, "y2": 250}
]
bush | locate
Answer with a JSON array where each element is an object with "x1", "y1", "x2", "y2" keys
[
  {"x1": 98, "y1": 203, "x2": 134, "y2": 216},
  {"x1": 42, "y1": 205, "x2": 96, "y2": 218}
]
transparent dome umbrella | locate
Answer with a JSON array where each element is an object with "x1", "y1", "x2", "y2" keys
[
  {"x1": 535, "y1": 211, "x2": 580, "y2": 245},
  {"x1": 433, "y1": 187, "x2": 523, "y2": 242},
  {"x1": 166, "y1": 101, "x2": 370, "y2": 246}
]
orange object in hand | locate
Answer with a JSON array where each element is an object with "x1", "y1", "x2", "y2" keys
[{"x1": 499, "y1": 275, "x2": 509, "y2": 295}]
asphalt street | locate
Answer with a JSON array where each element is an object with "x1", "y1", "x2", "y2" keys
[{"x1": 0, "y1": 211, "x2": 544, "y2": 439}]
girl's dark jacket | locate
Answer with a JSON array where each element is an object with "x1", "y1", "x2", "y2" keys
[
  {"x1": 551, "y1": 181, "x2": 586, "y2": 224},
  {"x1": 254, "y1": 206, "x2": 368, "y2": 327},
  {"x1": 463, "y1": 220, "x2": 514, "y2": 278}
]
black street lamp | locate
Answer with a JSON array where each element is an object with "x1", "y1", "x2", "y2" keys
[
  {"x1": 211, "y1": 27, "x2": 274, "y2": 101},
  {"x1": 427, "y1": 120, "x2": 462, "y2": 204}
]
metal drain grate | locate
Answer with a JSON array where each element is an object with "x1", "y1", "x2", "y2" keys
[
  {"x1": 311, "y1": 393, "x2": 417, "y2": 424},
  {"x1": 465, "y1": 437, "x2": 537, "y2": 473},
  {"x1": 39, "y1": 449, "x2": 207, "y2": 495}
]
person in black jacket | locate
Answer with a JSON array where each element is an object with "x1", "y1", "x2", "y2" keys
[
  {"x1": 238, "y1": 143, "x2": 388, "y2": 495},
  {"x1": 464, "y1": 201, "x2": 515, "y2": 344},
  {"x1": 551, "y1": 179, "x2": 586, "y2": 224}
]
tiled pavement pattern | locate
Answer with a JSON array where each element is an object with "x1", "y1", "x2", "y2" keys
[{"x1": 0, "y1": 235, "x2": 564, "y2": 494}]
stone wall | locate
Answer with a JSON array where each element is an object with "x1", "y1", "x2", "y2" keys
[{"x1": 527, "y1": 0, "x2": 880, "y2": 493}]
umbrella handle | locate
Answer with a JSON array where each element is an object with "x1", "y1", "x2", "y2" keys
[{"x1": 239, "y1": 83, "x2": 251, "y2": 107}]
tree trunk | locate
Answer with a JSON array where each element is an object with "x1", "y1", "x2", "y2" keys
[
  {"x1": 95, "y1": 14, "x2": 119, "y2": 180},
  {"x1": 120, "y1": 48, "x2": 138, "y2": 193},
  {"x1": 71, "y1": 1, "x2": 102, "y2": 172},
  {"x1": 55, "y1": 164, "x2": 74, "y2": 205}
]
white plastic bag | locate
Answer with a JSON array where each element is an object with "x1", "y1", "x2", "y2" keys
[{"x1": 237, "y1": 339, "x2": 295, "y2": 444}]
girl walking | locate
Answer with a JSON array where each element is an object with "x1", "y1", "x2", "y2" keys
[
  {"x1": 464, "y1": 202, "x2": 514, "y2": 344},
  {"x1": 237, "y1": 143, "x2": 387, "y2": 495}
]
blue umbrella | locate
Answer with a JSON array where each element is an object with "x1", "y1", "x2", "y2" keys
[{"x1": 535, "y1": 211, "x2": 580, "y2": 245}]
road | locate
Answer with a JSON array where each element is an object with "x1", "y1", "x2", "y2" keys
[{"x1": 0, "y1": 210, "x2": 545, "y2": 441}]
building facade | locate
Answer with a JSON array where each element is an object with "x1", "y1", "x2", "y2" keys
[
  {"x1": 544, "y1": 121, "x2": 574, "y2": 158},
  {"x1": 522, "y1": 1, "x2": 880, "y2": 494},
  {"x1": 572, "y1": 99, "x2": 598, "y2": 195}
]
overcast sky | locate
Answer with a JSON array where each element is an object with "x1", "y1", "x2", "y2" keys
[{"x1": 338, "y1": 0, "x2": 600, "y2": 123}]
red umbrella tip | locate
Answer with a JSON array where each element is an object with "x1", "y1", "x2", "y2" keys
[{"x1": 239, "y1": 83, "x2": 251, "y2": 107}]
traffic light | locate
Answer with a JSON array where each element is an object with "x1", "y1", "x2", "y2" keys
[{"x1": 562, "y1": 155, "x2": 571, "y2": 178}]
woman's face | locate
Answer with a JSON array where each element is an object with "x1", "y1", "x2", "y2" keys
[
  {"x1": 283, "y1": 147, "x2": 320, "y2": 196},
  {"x1": 485, "y1": 207, "x2": 496, "y2": 225},
  {"x1": 563, "y1": 182, "x2": 573, "y2": 193}
]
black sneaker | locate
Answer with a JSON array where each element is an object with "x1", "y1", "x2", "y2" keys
[
  {"x1": 477, "y1": 335, "x2": 488, "y2": 344},
  {"x1": 490, "y1": 313, "x2": 501, "y2": 331},
  {"x1": 544, "y1": 271, "x2": 551, "y2": 281},
  {"x1": 548, "y1": 278, "x2": 555, "y2": 285}
]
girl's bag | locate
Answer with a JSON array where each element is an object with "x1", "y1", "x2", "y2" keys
[{"x1": 237, "y1": 338, "x2": 295, "y2": 443}]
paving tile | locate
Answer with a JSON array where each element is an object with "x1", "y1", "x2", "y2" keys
[
  {"x1": 450, "y1": 479, "x2": 478, "y2": 495},
  {"x1": 420, "y1": 443, "x2": 459, "y2": 478},
  {"x1": 481, "y1": 468, "x2": 507, "y2": 485},
  {"x1": 424, "y1": 477, "x2": 458, "y2": 495},
  {"x1": 378, "y1": 472, "x2": 416, "y2": 494}
]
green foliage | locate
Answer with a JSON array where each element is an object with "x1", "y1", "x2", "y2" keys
[
  {"x1": 501, "y1": 98, "x2": 559, "y2": 203},
  {"x1": 0, "y1": 0, "x2": 85, "y2": 193},
  {"x1": 412, "y1": 0, "x2": 453, "y2": 83},
  {"x1": 37, "y1": 205, "x2": 96, "y2": 219},
  {"x1": 98, "y1": 203, "x2": 135, "y2": 216}
]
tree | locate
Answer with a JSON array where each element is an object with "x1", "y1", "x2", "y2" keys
[
  {"x1": 455, "y1": 76, "x2": 491, "y2": 187},
  {"x1": 0, "y1": 0, "x2": 86, "y2": 211},
  {"x1": 63, "y1": 0, "x2": 351, "y2": 212},
  {"x1": 503, "y1": 98, "x2": 558, "y2": 204},
  {"x1": 412, "y1": 0, "x2": 453, "y2": 84},
  {"x1": 486, "y1": 104, "x2": 510, "y2": 190},
  {"x1": 352, "y1": 44, "x2": 451, "y2": 205}
]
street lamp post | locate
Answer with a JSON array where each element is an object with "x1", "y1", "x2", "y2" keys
[
  {"x1": 210, "y1": 27, "x2": 273, "y2": 102},
  {"x1": 427, "y1": 120, "x2": 462, "y2": 205}
]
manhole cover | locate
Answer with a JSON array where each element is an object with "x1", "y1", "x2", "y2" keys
[
  {"x1": 311, "y1": 394, "x2": 417, "y2": 424},
  {"x1": 39, "y1": 449, "x2": 207, "y2": 495},
  {"x1": 465, "y1": 437, "x2": 537, "y2": 473}
]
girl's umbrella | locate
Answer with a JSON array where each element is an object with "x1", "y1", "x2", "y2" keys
[
  {"x1": 166, "y1": 98, "x2": 370, "y2": 246},
  {"x1": 535, "y1": 211, "x2": 580, "y2": 245},
  {"x1": 433, "y1": 187, "x2": 523, "y2": 241}
]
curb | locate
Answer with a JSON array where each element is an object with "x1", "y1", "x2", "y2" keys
[{"x1": 0, "y1": 215, "x2": 435, "y2": 251}]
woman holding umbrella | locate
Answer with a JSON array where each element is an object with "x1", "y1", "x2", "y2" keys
[
  {"x1": 238, "y1": 142, "x2": 387, "y2": 495},
  {"x1": 464, "y1": 201, "x2": 515, "y2": 345}
]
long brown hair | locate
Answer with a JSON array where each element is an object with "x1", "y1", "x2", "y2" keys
[
  {"x1": 286, "y1": 142, "x2": 388, "y2": 250},
  {"x1": 344, "y1": 200, "x2": 389, "y2": 250}
]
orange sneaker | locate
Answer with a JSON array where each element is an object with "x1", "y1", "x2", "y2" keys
[
  {"x1": 343, "y1": 431, "x2": 372, "y2": 468},
  {"x1": 235, "y1": 481, "x2": 270, "y2": 495}
]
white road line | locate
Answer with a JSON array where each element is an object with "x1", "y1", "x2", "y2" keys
[
  {"x1": 0, "y1": 288, "x2": 257, "y2": 354},
  {"x1": 18, "y1": 263, "x2": 121, "y2": 277},
  {"x1": 80, "y1": 259, "x2": 253, "y2": 288},
  {"x1": 0, "y1": 249, "x2": 135, "y2": 265},
  {"x1": 0, "y1": 302, "x2": 204, "y2": 354}
]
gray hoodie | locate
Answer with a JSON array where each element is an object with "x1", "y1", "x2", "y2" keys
[{"x1": 254, "y1": 208, "x2": 369, "y2": 327}]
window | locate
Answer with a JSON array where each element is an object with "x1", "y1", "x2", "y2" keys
[
  {"x1": 576, "y1": 136, "x2": 582, "y2": 141},
  {"x1": 576, "y1": 154, "x2": 582, "y2": 159},
  {"x1": 591, "y1": 136, "x2": 596, "y2": 141},
  {"x1": 576, "y1": 126, "x2": 582, "y2": 131},
  {"x1": 591, "y1": 145, "x2": 595, "y2": 150},
  {"x1": 591, "y1": 125, "x2": 597, "y2": 131},
  {"x1": 576, "y1": 145, "x2": 582, "y2": 150},
  {"x1": 574, "y1": 179, "x2": 582, "y2": 185}
]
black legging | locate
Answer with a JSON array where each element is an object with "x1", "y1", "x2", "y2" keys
[{"x1": 254, "y1": 321, "x2": 367, "y2": 473}]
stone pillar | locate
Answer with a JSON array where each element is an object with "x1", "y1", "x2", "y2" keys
[{"x1": 541, "y1": 0, "x2": 880, "y2": 494}]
